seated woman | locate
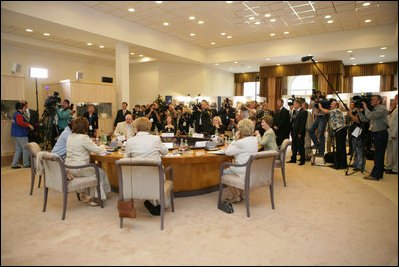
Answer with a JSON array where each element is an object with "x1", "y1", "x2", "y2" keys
[
  {"x1": 208, "y1": 116, "x2": 225, "y2": 138},
  {"x1": 163, "y1": 115, "x2": 176, "y2": 135},
  {"x1": 222, "y1": 119, "x2": 258, "y2": 203},
  {"x1": 255, "y1": 115, "x2": 278, "y2": 152},
  {"x1": 65, "y1": 117, "x2": 111, "y2": 206},
  {"x1": 124, "y1": 117, "x2": 169, "y2": 215}
]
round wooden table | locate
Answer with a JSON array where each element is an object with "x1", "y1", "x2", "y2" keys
[{"x1": 90, "y1": 149, "x2": 233, "y2": 197}]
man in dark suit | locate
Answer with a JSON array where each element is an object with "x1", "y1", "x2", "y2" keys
[
  {"x1": 114, "y1": 102, "x2": 131, "y2": 128},
  {"x1": 193, "y1": 100, "x2": 212, "y2": 134},
  {"x1": 288, "y1": 98, "x2": 308, "y2": 165},
  {"x1": 22, "y1": 101, "x2": 40, "y2": 143},
  {"x1": 273, "y1": 98, "x2": 290, "y2": 147}
]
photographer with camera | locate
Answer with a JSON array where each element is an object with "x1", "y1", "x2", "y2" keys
[
  {"x1": 346, "y1": 100, "x2": 370, "y2": 172},
  {"x1": 178, "y1": 108, "x2": 193, "y2": 135},
  {"x1": 146, "y1": 102, "x2": 162, "y2": 132},
  {"x1": 318, "y1": 100, "x2": 347, "y2": 169},
  {"x1": 219, "y1": 99, "x2": 236, "y2": 126},
  {"x1": 308, "y1": 90, "x2": 328, "y2": 157},
  {"x1": 42, "y1": 91, "x2": 62, "y2": 149},
  {"x1": 362, "y1": 95, "x2": 389, "y2": 181}
]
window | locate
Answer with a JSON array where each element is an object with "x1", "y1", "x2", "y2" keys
[
  {"x1": 353, "y1": 75, "x2": 380, "y2": 93},
  {"x1": 287, "y1": 75, "x2": 312, "y2": 95},
  {"x1": 243, "y1": 82, "x2": 260, "y2": 97}
]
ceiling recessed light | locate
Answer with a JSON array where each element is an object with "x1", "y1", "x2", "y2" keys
[
  {"x1": 347, "y1": 50, "x2": 353, "y2": 53},
  {"x1": 227, "y1": 36, "x2": 232, "y2": 39},
  {"x1": 362, "y1": 2, "x2": 371, "y2": 6},
  {"x1": 190, "y1": 33, "x2": 195, "y2": 36},
  {"x1": 249, "y1": 17, "x2": 255, "y2": 21},
  {"x1": 379, "y1": 55, "x2": 385, "y2": 57},
  {"x1": 270, "y1": 33, "x2": 276, "y2": 36},
  {"x1": 350, "y1": 57, "x2": 355, "y2": 60},
  {"x1": 198, "y1": 20, "x2": 204, "y2": 24},
  {"x1": 234, "y1": 61, "x2": 238, "y2": 64},
  {"x1": 139, "y1": 55, "x2": 144, "y2": 57},
  {"x1": 226, "y1": 1, "x2": 233, "y2": 3},
  {"x1": 265, "y1": 14, "x2": 271, "y2": 18},
  {"x1": 314, "y1": 60, "x2": 318, "y2": 63},
  {"x1": 25, "y1": 29, "x2": 33, "y2": 32},
  {"x1": 189, "y1": 16, "x2": 196, "y2": 20},
  {"x1": 87, "y1": 43, "x2": 92, "y2": 46},
  {"x1": 265, "y1": 58, "x2": 270, "y2": 61},
  {"x1": 380, "y1": 47, "x2": 387, "y2": 50},
  {"x1": 276, "y1": 63, "x2": 280, "y2": 66},
  {"x1": 325, "y1": 15, "x2": 332, "y2": 19},
  {"x1": 163, "y1": 22, "x2": 169, "y2": 26},
  {"x1": 99, "y1": 45, "x2": 104, "y2": 48},
  {"x1": 270, "y1": 19, "x2": 276, "y2": 22},
  {"x1": 353, "y1": 63, "x2": 357, "y2": 65},
  {"x1": 210, "y1": 42, "x2": 216, "y2": 45},
  {"x1": 43, "y1": 33, "x2": 50, "y2": 36},
  {"x1": 247, "y1": 66, "x2": 251, "y2": 68},
  {"x1": 364, "y1": 19, "x2": 372, "y2": 23},
  {"x1": 378, "y1": 61, "x2": 384, "y2": 63},
  {"x1": 130, "y1": 52, "x2": 135, "y2": 55},
  {"x1": 215, "y1": 63, "x2": 219, "y2": 65},
  {"x1": 254, "y1": 21, "x2": 261, "y2": 25},
  {"x1": 327, "y1": 20, "x2": 334, "y2": 24},
  {"x1": 220, "y1": 32, "x2": 226, "y2": 35},
  {"x1": 155, "y1": 1, "x2": 163, "y2": 3},
  {"x1": 128, "y1": 8, "x2": 135, "y2": 12},
  {"x1": 284, "y1": 31, "x2": 289, "y2": 34}
]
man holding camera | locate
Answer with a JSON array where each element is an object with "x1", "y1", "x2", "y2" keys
[
  {"x1": 346, "y1": 102, "x2": 370, "y2": 171},
  {"x1": 318, "y1": 100, "x2": 347, "y2": 169},
  {"x1": 309, "y1": 90, "x2": 328, "y2": 157},
  {"x1": 363, "y1": 95, "x2": 389, "y2": 180},
  {"x1": 193, "y1": 100, "x2": 212, "y2": 134}
]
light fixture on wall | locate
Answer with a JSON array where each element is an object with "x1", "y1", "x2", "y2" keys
[{"x1": 29, "y1": 67, "x2": 48, "y2": 115}]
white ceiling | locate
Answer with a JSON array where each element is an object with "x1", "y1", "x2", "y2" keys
[{"x1": 1, "y1": 1, "x2": 398, "y2": 73}]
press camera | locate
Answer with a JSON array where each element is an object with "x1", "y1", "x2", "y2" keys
[{"x1": 44, "y1": 91, "x2": 61, "y2": 108}]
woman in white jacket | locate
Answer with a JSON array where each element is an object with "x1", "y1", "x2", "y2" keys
[
  {"x1": 124, "y1": 117, "x2": 169, "y2": 215},
  {"x1": 65, "y1": 117, "x2": 111, "y2": 205},
  {"x1": 223, "y1": 119, "x2": 258, "y2": 203}
]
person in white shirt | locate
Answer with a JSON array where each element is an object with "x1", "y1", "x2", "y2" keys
[
  {"x1": 222, "y1": 119, "x2": 258, "y2": 203},
  {"x1": 114, "y1": 114, "x2": 136, "y2": 139},
  {"x1": 386, "y1": 94, "x2": 398, "y2": 174},
  {"x1": 65, "y1": 117, "x2": 111, "y2": 205},
  {"x1": 124, "y1": 117, "x2": 169, "y2": 215}
]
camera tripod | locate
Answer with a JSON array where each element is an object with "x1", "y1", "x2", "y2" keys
[
  {"x1": 345, "y1": 134, "x2": 371, "y2": 176},
  {"x1": 310, "y1": 126, "x2": 337, "y2": 169}
]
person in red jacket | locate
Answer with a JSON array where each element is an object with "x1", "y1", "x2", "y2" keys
[{"x1": 11, "y1": 102, "x2": 34, "y2": 169}]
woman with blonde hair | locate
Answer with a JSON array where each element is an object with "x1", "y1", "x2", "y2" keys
[
  {"x1": 208, "y1": 116, "x2": 225, "y2": 137},
  {"x1": 222, "y1": 119, "x2": 258, "y2": 203},
  {"x1": 255, "y1": 115, "x2": 278, "y2": 152}
]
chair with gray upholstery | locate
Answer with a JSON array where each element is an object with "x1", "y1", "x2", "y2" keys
[
  {"x1": 25, "y1": 142, "x2": 42, "y2": 195},
  {"x1": 40, "y1": 152, "x2": 103, "y2": 220},
  {"x1": 274, "y1": 139, "x2": 291, "y2": 187},
  {"x1": 218, "y1": 151, "x2": 279, "y2": 217},
  {"x1": 115, "y1": 158, "x2": 174, "y2": 230}
]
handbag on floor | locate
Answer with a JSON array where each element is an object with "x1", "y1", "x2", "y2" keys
[
  {"x1": 117, "y1": 199, "x2": 136, "y2": 218},
  {"x1": 218, "y1": 201, "x2": 234, "y2": 214}
]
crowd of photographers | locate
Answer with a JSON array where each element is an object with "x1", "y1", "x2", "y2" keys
[{"x1": 11, "y1": 91, "x2": 398, "y2": 181}]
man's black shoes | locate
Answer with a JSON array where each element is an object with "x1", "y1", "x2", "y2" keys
[{"x1": 144, "y1": 200, "x2": 160, "y2": 216}]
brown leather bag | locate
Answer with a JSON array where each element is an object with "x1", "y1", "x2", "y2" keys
[{"x1": 117, "y1": 199, "x2": 136, "y2": 218}]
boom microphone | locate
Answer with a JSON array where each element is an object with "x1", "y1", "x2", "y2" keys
[{"x1": 301, "y1": 56, "x2": 314, "y2": 62}]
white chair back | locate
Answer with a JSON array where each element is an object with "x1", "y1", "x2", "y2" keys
[
  {"x1": 41, "y1": 153, "x2": 64, "y2": 192},
  {"x1": 117, "y1": 158, "x2": 163, "y2": 200},
  {"x1": 248, "y1": 151, "x2": 279, "y2": 188}
]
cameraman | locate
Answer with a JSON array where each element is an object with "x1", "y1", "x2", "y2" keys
[
  {"x1": 318, "y1": 100, "x2": 347, "y2": 169},
  {"x1": 309, "y1": 90, "x2": 328, "y2": 156},
  {"x1": 347, "y1": 103, "x2": 370, "y2": 171},
  {"x1": 193, "y1": 100, "x2": 212, "y2": 134},
  {"x1": 363, "y1": 95, "x2": 389, "y2": 181},
  {"x1": 219, "y1": 102, "x2": 235, "y2": 127},
  {"x1": 146, "y1": 102, "x2": 162, "y2": 132}
]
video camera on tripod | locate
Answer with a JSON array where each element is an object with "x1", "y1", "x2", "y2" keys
[{"x1": 311, "y1": 89, "x2": 334, "y2": 109}]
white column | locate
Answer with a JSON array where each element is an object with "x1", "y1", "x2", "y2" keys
[{"x1": 115, "y1": 43, "x2": 130, "y2": 106}]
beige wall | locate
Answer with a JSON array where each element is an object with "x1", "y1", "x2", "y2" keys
[
  {"x1": 1, "y1": 41, "x2": 116, "y2": 113},
  {"x1": 2, "y1": 42, "x2": 235, "y2": 110}
]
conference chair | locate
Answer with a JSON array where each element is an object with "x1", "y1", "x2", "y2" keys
[
  {"x1": 25, "y1": 142, "x2": 42, "y2": 195},
  {"x1": 218, "y1": 151, "x2": 279, "y2": 217},
  {"x1": 40, "y1": 152, "x2": 103, "y2": 220},
  {"x1": 274, "y1": 139, "x2": 291, "y2": 187},
  {"x1": 115, "y1": 158, "x2": 174, "y2": 230}
]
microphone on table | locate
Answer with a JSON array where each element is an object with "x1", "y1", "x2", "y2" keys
[{"x1": 301, "y1": 55, "x2": 314, "y2": 62}]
